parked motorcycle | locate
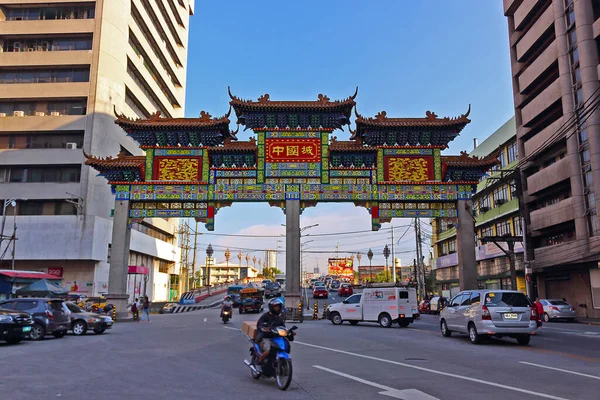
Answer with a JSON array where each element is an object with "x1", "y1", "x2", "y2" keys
[
  {"x1": 222, "y1": 306, "x2": 232, "y2": 323},
  {"x1": 244, "y1": 325, "x2": 298, "y2": 390}
]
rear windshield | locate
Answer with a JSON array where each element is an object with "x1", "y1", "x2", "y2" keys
[
  {"x1": 484, "y1": 292, "x2": 530, "y2": 307},
  {"x1": 549, "y1": 300, "x2": 569, "y2": 305},
  {"x1": 48, "y1": 301, "x2": 64, "y2": 311}
]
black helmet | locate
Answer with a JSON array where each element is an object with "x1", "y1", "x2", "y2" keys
[{"x1": 268, "y1": 298, "x2": 283, "y2": 315}]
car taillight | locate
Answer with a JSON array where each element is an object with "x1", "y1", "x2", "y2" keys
[
  {"x1": 45, "y1": 310, "x2": 54, "y2": 320},
  {"x1": 530, "y1": 307, "x2": 537, "y2": 320},
  {"x1": 571, "y1": 306, "x2": 576, "y2": 312},
  {"x1": 550, "y1": 306, "x2": 559, "y2": 311},
  {"x1": 481, "y1": 305, "x2": 491, "y2": 320}
]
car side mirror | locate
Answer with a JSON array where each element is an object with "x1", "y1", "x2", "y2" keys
[{"x1": 342, "y1": 300, "x2": 349, "y2": 304}]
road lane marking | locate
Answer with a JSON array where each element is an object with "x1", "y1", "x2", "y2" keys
[
  {"x1": 223, "y1": 326, "x2": 240, "y2": 331},
  {"x1": 313, "y1": 365, "x2": 439, "y2": 400},
  {"x1": 204, "y1": 318, "x2": 207, "y2": 322},
  {"x1": 520, "y1": 361, "x2": 600, "y2": 381},
  {"x1": 297, "y1": 342, "x2": 570, "y2": 400}
]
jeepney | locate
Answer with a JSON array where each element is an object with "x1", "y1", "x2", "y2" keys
[{"x1": 238, "y1": 287, "x2": 264, "y2": 314}]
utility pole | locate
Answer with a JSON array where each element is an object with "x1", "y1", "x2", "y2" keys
[
  {"x1": 480, "y1": 236, "x2": 521, "y2": 291},
  {"x1": 391, "y1": 226, "x2": 396, "y2": 283},
  {"x1": 191, "y1": 220, "x2": 198, "y2": 289},
  {"x1": 414, "y1": 218, "x2": 425, "y2": 301}
]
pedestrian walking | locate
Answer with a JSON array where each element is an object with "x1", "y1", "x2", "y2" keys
[
  {"x1": 131, "y1": 298, "x2": 139, "y2": 322},
  {"x1": 141, "y1": 296, "x2": 151, "y2": 323},
  {"x1": 534, "y1": 297, "x2": 544, "y2": 328}
]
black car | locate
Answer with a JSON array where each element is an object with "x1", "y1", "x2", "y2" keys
[
  {"x1": 159, "y1": 303, "x2": 177, "y2": 314},
  {"x1": 0, "y1": 308, "x2": 34, "y2": 344},
  {"x1": 0, "y1": 298, "x2": 70, "y2": 340},
  {"x1": 264, "y1": 283, "x2": 281, "y2": 299}
]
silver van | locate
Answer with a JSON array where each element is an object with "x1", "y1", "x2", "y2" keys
[{"x1": 439, "y1": 290, "x2": 537, "y2": 345}]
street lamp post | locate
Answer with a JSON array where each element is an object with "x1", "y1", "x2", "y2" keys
[
  {"x1": 367, "y1": 248, "x2": 373, "y2": 282},
  {"x1": 206, "y1": 244, "x2": 214, "y2": 290},
  {"x1": 1, "y1": 199, "x2": 19, "y2": 261},
  {"x1": 245, "y1": 253, "x2": 250, "y2": 281},
  {"x1": 383, "y1": 244, "x2": 390, "y2": 282},
  {"x1": 224, "y1": 248, "x2": 231, "y2": 284},
  {"x1": 356, "y1": 252, "x2": 362, "y2": 284},
  {"x1": 237, "y1": 251, "x2": 243, "y2": 282}
]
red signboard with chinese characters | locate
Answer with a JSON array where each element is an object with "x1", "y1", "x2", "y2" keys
[
  {"x1": 47, "y1": 267, "x2": 63, "y2": 278},
  {"x1": 384, "y1": 156, "x2": 434, "y2": 182},
  {"x1": 265, "y1": 138, "x2": 321, "y2": 163},
  {"x1": 153, "y1": 157, "x2": 202, "y2": 181}
]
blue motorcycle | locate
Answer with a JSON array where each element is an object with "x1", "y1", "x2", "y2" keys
[{"x1": 244, "y1": 325, "x2": 298, "y2": 390}]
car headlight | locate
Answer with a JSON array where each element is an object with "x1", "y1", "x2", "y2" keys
[{"x1": 0, "y1": 315, "x2": 13, "y2": 323}]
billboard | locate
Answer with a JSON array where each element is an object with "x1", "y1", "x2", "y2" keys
[{"x1": 328, "y1": 258, "x2": 354, "y2": 278}]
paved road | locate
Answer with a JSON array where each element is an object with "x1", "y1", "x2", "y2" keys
[{"x1": 2, "y1": 307, "x2": 599, "y2": 400}]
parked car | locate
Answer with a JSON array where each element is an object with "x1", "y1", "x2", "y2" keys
[
  {"x1": 65, "y1": 302, "x2": 113, "y2": 335},
  {"x1": 338, "y1": 284, "x2": 353, "y2": 297},
  {"x1": 265, "y1": 282, "x2": 282, "y2": 299},
  {"x1": 540, "y1": 299, "x2": 577, "y2": 322},
  {"x1": 419, "y1": 299, "x2": 431, "y2": 314},
  {"x1": 439, "y1": 290, "x2": 537, "y2": 345},
  {"x1": 159, "y1": 303, "x2": 177, "y2": 314},
  {"x1": 313, "y1": 286, "x2": 328, "y2": 299},
  {"x1": 0, "y1": 308, "x2": 34, "y2": 344},
  {"x1": 0, "y1": 298, "x2": 70, "y2": 340}
]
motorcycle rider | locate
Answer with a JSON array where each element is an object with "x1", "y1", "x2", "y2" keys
[
  {"x1": 255, "y1": 297, "x2": 291, "y2": 368},
  {"x1": 221, "y1": 295, "x2": 233, "y2": 318}
]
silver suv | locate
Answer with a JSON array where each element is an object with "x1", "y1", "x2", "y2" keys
[{"x1": 439, "y1": 290, "x2": 537, "y2": 345}]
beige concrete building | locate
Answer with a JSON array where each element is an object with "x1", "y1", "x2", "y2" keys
[
  {"x1": 0, "y1": 0, "x2": 195, "y2": 301},
  {"x1": 504, "y1": 0, "x2": 600, "y2": 318}
]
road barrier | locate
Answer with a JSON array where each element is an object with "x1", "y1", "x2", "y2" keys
[
  {"x1": 111, "y1": 307, "x2": 117, "y2": 322},
  {"x1": 313, "y1": 302, "x2": 318, "y2": 320},
  {"x1": 322, "y1": 301, "x2": 327, "y2": 320}
]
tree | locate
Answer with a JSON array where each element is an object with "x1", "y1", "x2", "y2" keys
[
  {"x1": 425, "y1": 270, "x2": 438, "y2": 297},
  {"x1": 374, "y1": 270, "x2": 392, "y2": 283},
  {"x1": 263, "y1": 267, "x2": 282, "y2": 280}
]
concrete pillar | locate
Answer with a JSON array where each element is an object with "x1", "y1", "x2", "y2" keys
[
  {"x1": 285, "y1": 200, "x2": 301, "y2": 307},
  {"x1": 575, "y1": 0, "x2": 600, "y2": 224},
  {"x1": 554, "y1": 0, "x2": 590, "y2": 242},
  {"x1": 456, "y1": 200, "x2": 477, "y2": 290},
  {"x1": 105, "y1": 199, "x2": 132, "y2": 320}
]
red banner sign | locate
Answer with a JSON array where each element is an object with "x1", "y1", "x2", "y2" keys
[
  {"x1": 384, "y1": 156, "x2": 434, "y2": 182},
  {"x1": 47, "y1": 267, "x2": 63, "y2": 277},
  {"x1": 265, "y1": 139, "x2": 321, "y2": 163}
]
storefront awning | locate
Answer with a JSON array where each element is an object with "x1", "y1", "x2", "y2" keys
[
  {"x1": 0, "y1": 270, "x2": 61, "y2": 280},
  {"x1": 128, "y1": 265, "x2": 149, "y2": 275}
]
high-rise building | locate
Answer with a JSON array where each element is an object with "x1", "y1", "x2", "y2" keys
[
  {"x1": 432, "y1": 118, "x2": 524, "y2": 298},
  {"x1": 504, "y1": 0, "x2": 600, "y2": 317},
  {"x1": 0, "y1": 1, "x2": 195, "y2": 301}
]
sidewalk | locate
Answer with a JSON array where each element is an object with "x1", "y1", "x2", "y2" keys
[{"x1": 578, "y1": 318, "x2": 600, "y2": 326}]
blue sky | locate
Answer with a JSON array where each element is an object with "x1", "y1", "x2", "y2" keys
[{"x1": 182, "y1": 0, "x2": 514, "y2": 273}]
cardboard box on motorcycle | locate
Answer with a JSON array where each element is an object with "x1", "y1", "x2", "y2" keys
[{"x1": 242, "y1": 321, "x2": 258, "y2": 340}]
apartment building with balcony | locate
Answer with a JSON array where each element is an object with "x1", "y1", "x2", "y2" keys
[
  {"x1": 504, "y1": 0, "x2": 600, "y2": 318},
  {"x1": 432, "y1": 118, "x2": 525, "y2": 299},
  {"x1": 0, "y1": 0, "x2": 195, "y2": 301}
]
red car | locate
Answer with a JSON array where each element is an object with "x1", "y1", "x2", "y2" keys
[
  {"x1": 338, "y1": 284, "x2": 353, "y2": 297},
  {"x1": 418, "y1": 300, "x2": 431, "y2": 314},
  {"x1": 313, "y1": 286, "x2": 328, "y2": 299}
]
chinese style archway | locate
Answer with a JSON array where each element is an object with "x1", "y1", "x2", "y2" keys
[{"x1": 86, "y1": 88, "x2": 498, "y2": 316}]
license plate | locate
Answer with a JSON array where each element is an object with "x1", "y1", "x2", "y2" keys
[
  {"x1": 504, "y1": 313, "x2": 518, "y2": 319},
  {"x1": 22, "y1": 326, "x2": 32, "y2": 332}
]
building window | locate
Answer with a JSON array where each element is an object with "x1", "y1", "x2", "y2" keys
[
  {"x1": 507, "y1": 142, "x2": 518, "y2": 164},
  {"x1": 499, "y1": 151, "x2": 507, "y2": 168},
  {"x1": 0, "y1": 100, "x2": 87, "y2": 116},
  {"x1": 8, "y1": 200, "x2": 76, "y2": 216},
  {"x1": 6, "y1": 166, "x2": 81, "y2": 183},
  {"x1": 0, "y1": 68, "x2": 90, "y2": 84},
  {"x1": 493, "y1": 186, "x2": 509, "y2": 205},
  {"x1": 2, "y1": 36, "x2": 93, "y2": 53},
  {"x1": 513, "y1": 217, "x2": 523, "y2": 236},
  {"x1": 480, "y1": 225, "x2": 494, "y2": 241},
  {"x1": 5, "y1": 6, "x2": 95, "y2": 20},
  {"x1": 496, "y1": 220, "x2": 511, "y2": 237},
  {"x1": 0, "y1": 133, "x2": 84, "y2": 150},
  {"x1": 131, "y1": 222, "x2": 174, "y2": 244},
  {"x1": 479, "y1": 195, "x2": 491, "y2": 213},
  {"x1": 448, "y1": 240, "x2": 456, "y2": 254}
]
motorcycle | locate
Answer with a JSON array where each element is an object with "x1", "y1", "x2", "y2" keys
[
  {"x1": 222, "y1": 306, "x2": 232, "y2": 323},
  {"x1": 244, "y1": 325, "x2": 298, "y2": 390}
]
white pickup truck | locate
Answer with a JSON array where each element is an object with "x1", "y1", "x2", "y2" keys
[{"x1": 327, "y1": 287, "x2": 419, "y2": 328}]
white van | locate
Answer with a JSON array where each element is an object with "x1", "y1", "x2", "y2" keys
[{"x1": 327, "y1": 286, "x2": 419, "y2": 327}]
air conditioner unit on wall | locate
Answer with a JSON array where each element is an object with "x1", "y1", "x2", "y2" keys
[
  {"x1": 0, "y1": 113, "x2": 6, "y2": 117},
  {"x1": 66, "y1": 142, "x2": 77, "y2": 149},
  {"x1": 35, "y1": 112, "x2": 45, "y2": 117},
  {"x1": 13, "y1": 111, "x2": 25, "y2": 117},
  {"x1": 495, "y1": 199, "x2": 506, "y2": 205},
  {"x1": 50, "y1": 111, "x2": 60, "y2": 116},
  {"x1": 480, "y1": 206, "x2": 490, "y2": 213}
]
